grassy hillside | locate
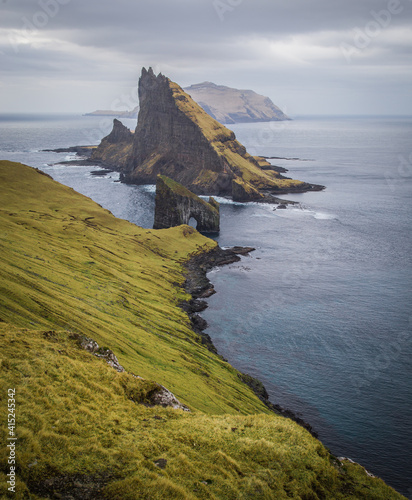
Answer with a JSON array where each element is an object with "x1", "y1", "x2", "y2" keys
[
  {"x1": 0, "y1": 161, "x2": 405, "y2": 499},
  {"x1": 0, "y1": 161, "x2": 263, "y2": 415}
]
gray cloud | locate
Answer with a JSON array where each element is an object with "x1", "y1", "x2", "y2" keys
[{"x1": 0, "y1": 0, "x2": 411, "y2": 114}]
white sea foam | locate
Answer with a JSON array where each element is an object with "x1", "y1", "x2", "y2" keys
[
  {"x1": 64, "y1": 154, "x2": 77, "y2": 161},
  {"x1": 199, "y1": 195, "x2": 246, "y2": 206},
  {"x1": 141, "y1": 184, "x2": 156, "y2": 193},
  {"x1": 275, "y1": 205, "x2": 337, "y2": 220}
]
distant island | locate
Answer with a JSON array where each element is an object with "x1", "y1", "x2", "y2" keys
[
  {"x1": 85, "y1": 81, "x2": 290, "y2": 124},
  {"x1": 183, "y1": 82, "x2": 290, "y2": 124}
]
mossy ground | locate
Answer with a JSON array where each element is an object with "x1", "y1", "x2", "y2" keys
[{"x1": 0, "y1": 161, "x2": 405, "y2": 499}]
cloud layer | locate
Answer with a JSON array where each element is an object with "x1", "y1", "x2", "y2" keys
[{"x1": 1, "y1": 0, "x2": 411, "y2": 114}]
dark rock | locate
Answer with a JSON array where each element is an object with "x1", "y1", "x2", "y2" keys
[
  {"x1": 277, "y1": 204, "x2": 287, "y2": 209},
  {"x1": 154, "y1": 458, "x2": 167, "y2": 469},
  {"x1": 124, "y1": 68, "x2": 235, "y2": 195},
  {"x1": 258, "y1": 163, "x2": 288, "y2": 173},
  {"x1": 90, "y1": 119, "x2": 133, "y2": 170},
  {"x1": 238, "y1": 372, "x2": 318, "y2": 438},
  {"x1": 153, "y1": 175, "x2": 219, "y2": 233},
  {"x1": 232, "y1": 178, "x2": 264, "y2": 202},
  {"x1": 29, "y1": 472, "x2": 114, "y2": 500},
  {"x1": 43, "y1": 146, "x2": 95, "y2": 157},
  {"x1": 102, "y1": 118, "x2": 132, "y2": 144},
  {"x1": 90, "y1": 169, "x2": 114, "y2": 176},
  {"x1": 181, "y1": 245, "x2": 255, "y2": 354}
]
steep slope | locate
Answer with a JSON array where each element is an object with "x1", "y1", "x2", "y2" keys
[
  {"x1": 0, "y1": 160, "x2": 263, "y2": 415},
  {"x1": 0, "y1": 160, "x2": 404, "y2": 499},
  {"x1": 184, "y1": 81, "x2": 290, "y2": 124},
  {"x1": 92, "y1": 68, "x2": 323, "y2": 200}
]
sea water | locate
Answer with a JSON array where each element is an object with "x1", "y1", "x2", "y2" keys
[{"x1": 0, "y1": 114, "x2": 411, "y2": 496}]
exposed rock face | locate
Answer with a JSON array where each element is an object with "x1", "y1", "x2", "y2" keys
[
  {"x1": 153, "y1": 175, "x2": 219, "y2": 232},
  {"x1": 184, "y1": 81, "x2": 290, "y2": 124},
  {"x1": 74, "y1": 332, "x2": 189, "y2": 411},
  {"x1": 90, "y1": 118, "x2": 133, "y2": 169},
  {"x1": 232, "y1": 177, "x2": 264, "y2": 202},
  {"x1": 124, "y1": 68, "x2": 231, "y2": 195},
  {"x1": 92, "y1": 67, "x2": 324, "y2": 200}
]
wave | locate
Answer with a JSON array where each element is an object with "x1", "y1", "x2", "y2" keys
[{"x1": 253, "y1": 203, "x2": 338, "y2": 221}]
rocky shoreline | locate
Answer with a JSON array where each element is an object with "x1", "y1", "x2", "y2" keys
[
  {"x1": 181, "y1": 244, "x2": 318, "y2": 438},
  {"x1": 45, "y1": 146, "x2": 302, "y2": 206}
]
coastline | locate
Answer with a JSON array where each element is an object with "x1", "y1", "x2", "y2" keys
[
  {"x1": 40, "y1": 146, "x2": 319, "y2": 432},
  {"x1": 44, "y1": 146, "x2": 325, "y2": 201},
  {"x1": 181, "y1": 244, "x2": 318, "y2": 438}
]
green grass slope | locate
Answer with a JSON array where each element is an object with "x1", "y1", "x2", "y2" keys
[{"x1": 0, "y1": 161, "x2": 405, "y2": 499}]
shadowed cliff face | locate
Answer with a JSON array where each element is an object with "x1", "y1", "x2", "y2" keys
[
  {"x1": 124, "y1": 68, "x2": 233, "y2": 195},
  {"x1": 91, "y1": 118, "x2": 133, "y2": 169},
  {"x1": 154, "y1": 175, "x2": 219, "y2": 233},
  {"x1": 93, "y1": 67, "x2": 324, "y2": 200}
]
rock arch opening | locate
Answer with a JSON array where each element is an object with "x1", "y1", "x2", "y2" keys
[{"x1": 188, "y1": 217, "x2": 198, "y2": 229}]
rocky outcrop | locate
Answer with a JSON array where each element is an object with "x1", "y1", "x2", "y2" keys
[
  {"x1": 153, "y1": 175, "x2": 219, "y2": 232},
  {"x1": 92, "y1": 67, "x2": 324, "y2": 200},
  {"x1": 91, "y1": 118, "x2": 133, "y2": 169},
  {"x1": 73, "y1": 332, "x2": 190, "y2": 411},
  {"x1": 232, "y1": 178, "x2": 264, "y2": 202},
  {"x1": 184, "y1": 81, "x2": 290, "y2": 124}
]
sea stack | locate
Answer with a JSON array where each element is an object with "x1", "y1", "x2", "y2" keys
[
  {"x1": 92, "y1": 67, "x2": 324, "y2": 200},
  {"x1": 153, "y1": 175, "x2": 220, "y2": 232}
]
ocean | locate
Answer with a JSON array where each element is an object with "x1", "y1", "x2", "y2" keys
[{"x1": 0, "y1": 113, "x2": 411, "y2": 496}]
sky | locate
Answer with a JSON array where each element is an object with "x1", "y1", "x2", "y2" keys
[{"x1": 1, "y1": 0, "x2": 411, "y2": 115}]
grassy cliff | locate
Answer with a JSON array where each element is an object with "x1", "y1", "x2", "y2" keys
[{"x1": 0, "y1": 161, "x2": 405, "y2": 499}]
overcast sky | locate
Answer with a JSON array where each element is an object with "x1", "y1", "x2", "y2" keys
[{"x1": 1, "y1": 0, "x2": 411, "y2": 115}]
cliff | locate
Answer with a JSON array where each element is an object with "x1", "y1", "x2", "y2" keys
[
  {"x1": 90, "y1": 118, "x2": 133, "y2": 169},
  {"x1": 154, "y1": 175, "x2": 219, "y2": 232},
  {"x1": 0, "y1": 160, "x2": 404, "y2": 499},
  {"x1": 92, "y1": 67, "x2": 323, "y2": 201},
  {"x1": 184, "y1": 81, "x2": 290, "y2": 124}
]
